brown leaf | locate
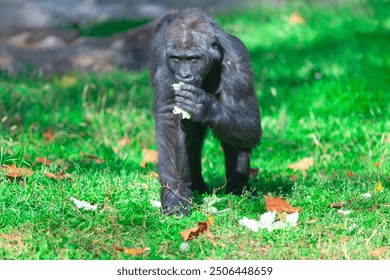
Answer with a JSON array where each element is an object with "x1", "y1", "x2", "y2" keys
[
  {"x1": 369, "y1": 246, "x2": 387, "y2": 257},
  {"x1": 329, "y1": 201, "x2": 346, "y2": 209},
  {"x1": 115, "y1": 246, "x2": 150, "y2": 256},
  {"x1": 140, "y1": 148, "x2": 158, "y2": 168},
  {"x1": 36, "y1": 157, "x2": 52, "y2": 165},
  {"x1": 264, "y1": 195, "x2": 301, "y2": 213},
  {"x1": 80, "y1": 153, "x2": 104, "y2": 164},
  {"x1": 118, "y1": 136, "x2": 131, "y2": 148},
  {"x1": 180, "y1": 220, "x2": 210, "y2": 241},
  {"x1": 1, "y1": 164, "x2": 34, "y2": 179},
  {"x1": 249, "y1": 168, "x2": 259, "y2": 179},
  {"x1": 288, "y1": 157, "x2": 314, "y2": 172},
  {"x1": 44, "y1": 170, "x2": 72, "y2": 181},
  {"x1": 289, "y1": 12, "x2": 306, "y2": 26},
  {"x1": 43, "y1": 129, "x2": 54, "y2": 141},
  {"x1": 375, "y1": 162, "x2": 382, "y2": 168}
]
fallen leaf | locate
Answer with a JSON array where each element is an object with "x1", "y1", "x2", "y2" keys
[
  {"x1": 374, "y1": 181, "x2": 383, "y2": 192},
  {"x1": 347, "y1": 171, "x2": 355, "y2": 178},
  {"x1": 1, "y1": 164, "x2": 34, "y2": 180},
  {"x1": 329, "y1": 201, "x2": 346, "y2": 209},
  {"x1": 264, "y1": 195, "x2": 301, "y2": 213},
  {"x1": 369, "y1": 246, "x2": 387, "y2": 257},
  {"x1": 180, "y1": 219, "x2": 216, "y2": 245},
  {"x1": 36, "y1": 157, "x2": 52, "y2": 165},
  {"x1": 115, "y1": 247, "x2": 150, "y2": 256},
  {"x1": 118, "y1": 136, "x2": 131, "y2": 148},
  {"x1": 43, "y1": 130, "x2": 54, "y2": 141},
  {"x1": 288, "y1": 157, "x2": 314, "y2": 172},
  {"x1": 289, "y1": 12, "x2": 306, "y2": 26},
  {"x1": 289, "y1": 174, "x2": 299, "y2": 182},
  {"x1": 249, "y1": 168, "x2": 259, "y2": 179},
  {"x1": 375, "y1": 162, "x2": 382, "y2": 168},
  {"x1": 44, "y1": 170, "x2": 72, "y2": 181},
  {"x1": 80, "y1": 153, "x2": 104, "y2": 164},
  {"x1": 140, "y1": 148, "x2": 158, "y2": 168}
]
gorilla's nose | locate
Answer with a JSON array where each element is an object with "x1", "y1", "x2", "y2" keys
[{"x1": 176, "y1": 74, "x2": 194, "y2": 83}]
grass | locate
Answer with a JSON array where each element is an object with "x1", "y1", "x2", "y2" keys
[{"x1": 0, "y1": 0, "x2": 389, "y2": 260}]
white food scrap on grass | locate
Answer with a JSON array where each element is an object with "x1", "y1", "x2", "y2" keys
[
  {"x1": 338, "y1": 209, "x2": 351, "y2": 216},
  {"x1": 240, "y1": 211, "x2": 299, "y2": 232},
  {"x1": 70, "y1": 197, "x2": 97, "y2": 211},
  {"x1": 362, "y1": 192, "x2": 372, "y2": 199},
  {"x1": 150, "y1": 199, "x2": 162, "y2": 208},
  {"x1": 239, "y1": 217, "x2": 261, "y2": 232}
]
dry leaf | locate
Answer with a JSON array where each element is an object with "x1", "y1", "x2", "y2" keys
[
  {"x1": 1, "y1": 164, "x2": 34, "y2": 179},
  {"x1": 180, "y1": 219, "x2": 216, "y2": 245},
  {"x1": 36, "y1": 157, "x2": 52, "y2": 165},
  {"x1": 289, "y1": 12, "x2": 306, "y2": 25},
  {"x1": 115, "y1": 247, "x2": 150, "y2": 256},
  {"x1": 118, "y1": 136, "x2": 131, "y2": 148},
  {"x1": 43, "y1": 130, "x2": 54, "y2": 141},
  {"x1": 249, "y1": 168, "x2": 259, "y2": 179},
  {"x1": 288, "y1": 157, "x2": 314, "y2": 172},
  {"x1": 374, "y1": 181, "x2": 383, "y2": 192},
  {"x1": 369, "y1": 246, "x2": 387, "y2": 257},
  {"x1": 329, "y1": 201, "x2": 346, "y2": 209},
  {"x1": 44, "y1": 170, "x2": 72, "y2": 181},
  {"x1": 375, "y1": 162, "x2": 382, "y2": 168},
  {"x1": 80, "y1": 153, "x2": 104, "y2": 164},
  {"x1": 140, "y1": 148, "x2": 158, "y2": 168},
  {"x1": 265, "y1": 195, "x2": 301, "y2": 213}
]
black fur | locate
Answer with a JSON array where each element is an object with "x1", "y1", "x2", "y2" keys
[{"x1": 150, "y1": 8, "x2": 262, "y2": 216}]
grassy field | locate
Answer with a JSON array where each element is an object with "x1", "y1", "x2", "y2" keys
[{"x1": 0, "y1": 0, "x2": 389, "y2": 260}]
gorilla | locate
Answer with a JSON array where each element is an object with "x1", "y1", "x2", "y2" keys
[{"x1": 149, "y1": 8, "x2": 261, "y2": 216}]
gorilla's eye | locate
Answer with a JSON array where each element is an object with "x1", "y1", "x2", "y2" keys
[
  {"x1": 170, "y1": 56, "x2": 181, "y2": 62},
  {"x1": 189, "y1": 57, "x2": 199, "y2": 62}
]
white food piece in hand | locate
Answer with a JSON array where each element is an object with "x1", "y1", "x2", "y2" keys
[
  {"x1": 171, "y1": 82, "x2": 191, "y2": 119},
  {"x1": 173, "y1": 105, "x2": 191, "y2": 119}
]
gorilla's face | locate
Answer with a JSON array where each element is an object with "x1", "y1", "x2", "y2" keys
[{"x1": 165, "y1": 17, "x2": 221, "y2": 87}]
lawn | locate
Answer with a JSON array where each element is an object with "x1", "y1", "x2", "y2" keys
[{"x1": 0, "y1": 0, "x2": 389, "y2": 260}]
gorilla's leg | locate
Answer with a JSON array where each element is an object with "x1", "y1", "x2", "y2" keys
[{"x1": 222, "y1": 142, "x2": 251, "y2": 195}]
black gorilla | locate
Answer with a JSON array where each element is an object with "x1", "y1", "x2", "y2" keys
[{"x1": 150, "y1": 8, "x2": 261, "y2": 216}]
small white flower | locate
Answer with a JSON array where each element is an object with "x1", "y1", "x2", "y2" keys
[{"x1": 286, "y1": 212, "x2": 299, "y2": 226}]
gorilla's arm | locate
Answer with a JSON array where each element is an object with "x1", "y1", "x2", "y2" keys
[{"x1": 174, "y1": 35, "x2": 261, "y2": 150}]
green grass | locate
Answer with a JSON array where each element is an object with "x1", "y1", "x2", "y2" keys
[{"x1": 0, "y1": 0, "x2": 389, "y2": 260}]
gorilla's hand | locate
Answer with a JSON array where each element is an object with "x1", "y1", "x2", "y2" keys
[{"x1": 174, "y1": 84, "x2": 216, "y2": 122}]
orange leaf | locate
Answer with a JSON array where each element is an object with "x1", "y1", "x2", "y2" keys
[
  {"x1": 36, "y1": 157, "x2": 52, "y2": 165},
  {"x1": 265, "y1": 195, "x2": 301, "y2": 213},
  {"x1": 288, "y1": 157, "x2": 314, "y2": 172},
  {"x1": 43, "y1": 130, "x2": 54, "y2": 141},
  {"x1": 369, "y1": 246, "x2": 387, "y2": 257},
  {"x1": 180, "y1": 220, "x2": 210, "y2": 241},
  {"x1": 140, "y1": 148, "x2": 158, "y2": 168},
  {"x1": 118, "y1": 136, "x2": 131, "y2": 148},
  {"x1": 1, "y1": 164, "x2": 34, "y2": 179},
  {"x1": 115, "y1": 247, "x2": 150, "y2": 256},
  {"x1": 289, "y1": 12, "x2": 306, "y2": 26}
]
